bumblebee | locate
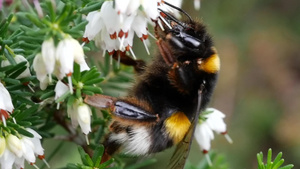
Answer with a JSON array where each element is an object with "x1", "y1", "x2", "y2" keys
[{"x1": 85, "y1": 4, "x2": 220, "y2": 168}]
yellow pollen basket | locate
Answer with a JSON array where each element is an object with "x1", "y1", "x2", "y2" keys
[
  {"x1": 165, "y1": 112, "x2": 191, "y2": 144},
  {"x1": 198, "y1": 47, "x2": 220, "y2": 73}
]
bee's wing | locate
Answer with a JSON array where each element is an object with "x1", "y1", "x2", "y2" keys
[
  {"x1": 84, "y1": 94, "x2": 116, "y2": 109},
  {"x1": 167, "y1": 87, "x2": 203, "y2": 169},
  {"x1": 166, "y1": 120, "x2": 197, "y2": 169},
  {"x1": 85, "y1": 94, "x2": 159, "y2": 122}
]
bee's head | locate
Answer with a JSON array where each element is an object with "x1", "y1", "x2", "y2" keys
[{"x1": 158, "y1": 10, "x2": 219, "y2": 74}]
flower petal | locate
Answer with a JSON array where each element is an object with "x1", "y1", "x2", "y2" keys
[
  {"x1": 77, "y1": 104, "x2": 92, "y2": 135},
  {"x1": 55, "y1": 80, "x2": 69, "y2": 100},
  {"x1": 0, "y1": 82, "x2": 14, "y2": 112}
]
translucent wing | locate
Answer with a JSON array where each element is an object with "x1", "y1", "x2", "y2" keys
[
  {"x1": 167, "y1": 87, "x2": 203, "y2": 169},
  {"x1": 166, "y1": 121, "x2": 197, "y2": 169}
]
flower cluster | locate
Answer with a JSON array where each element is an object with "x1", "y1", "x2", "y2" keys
[
  {"x1": 0, "y1": 129, "x2": 48, "y2": 169},
  {"x1": 195, "y1": 108, "x2": 233, "y2": 166},
  {"x1": 83, "y1": 0, "x2": 155, "y2": 58},
  {"x1": 55, "y1": 81, "x2": 92, "y2": 139},
  {"x1": 33, "y1": 35, "x2": 89, "y2": 91},
  {"x1": 0, "y1": 82, "x2": 48, "y2": 168},
  {"x1": 83, "y1": 0, "x2": 202, "y2": 58}
]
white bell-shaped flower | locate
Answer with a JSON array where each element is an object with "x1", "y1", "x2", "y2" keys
[
  {"x1": 84, "y1": 11, "x2": 103, "y2": 41},
  {"x1": 41, "y1": 38, "x2": 56, "y2": 78},
  {"x1": 67, "y1": 101, "x2": 92, "y2": 136},
  {"x1": 6, "y1": 134, "x2": 23, "y2": 158},
  {"x1": 1, "y1": 129, "x2": 46, "y2": 169},
  {"x1": 54, "y1": 80, "x2": 69, "y2": 100},
  {"x1": 0, "y1": 137, "x2": 6, "y2": 157},
  {"x1": 0, "y1": 82, "x2": 14, "y2": 113},
  {"x1": 33, "y1": 53, "x2": 49, "y2": 90},
  {"x1": 77, "y1": 103, "x2": 92, "y2": 135},
  {"x1": 194, "y1": 108, "x2": 232, "y2": 166}
]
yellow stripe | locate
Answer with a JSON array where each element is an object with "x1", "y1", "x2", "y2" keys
[
  {"x1": 164, "y1": 112, "x2": 191, "y2": 144},
  {"x1": 198, "y1": 47, "x2": 220, "y2": 73}
]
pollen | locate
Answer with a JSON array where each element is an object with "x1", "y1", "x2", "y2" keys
[
  {"x1": 198, "y1": 48, "x2": 220, "y2": 73},
  {"x1": 164, "y1": 112, "x2": 191, "y2": 144}
]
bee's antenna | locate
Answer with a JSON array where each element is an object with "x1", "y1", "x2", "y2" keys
[
  {"x1": 158, "y1": 9, "x2": 184, "y2": 27},
  {"x1": 163, "y1": 1, "x2": 193, "y2": 22}
]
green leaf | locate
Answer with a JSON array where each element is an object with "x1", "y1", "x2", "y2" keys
[
  {"x1": 17, "y1": 35, "x2": 43, "y2": 43},
  {"x1": 80, "y1": 67, "x2": 98, "y2": 82},
  {"x1": 73, "y1": 63, "x2": 81, "y2": 81},
  {"x1": 94, "y1": 125, "x2": 104, "y2": 144},
  {"x1": 40, "y1": 90, "x2": 55, "y2": 100},
  {"x1": 83, "y1": 77, "x2": 104, "y2": 85},
  {"x1": 9, "y1": 66, "x2": 27, "y2": 79},
  {"x1": 14, "y1": 104, "x2": 39, "y2": 121},
  {"x1": 82, "y1": 86, "x2": 102, "y2": 94},
  {"x1": 3, "y1": 47, "x2": 16, "y2": 65},
  {"x1": 92, "y1": 145, "x2": 104, "y2": 165},
  {"x1": 85, "y1": 154, "x2": 94, "y2": 167},
  {"x1": 17, "y1": 127, "x2": 34, "y2": 138},
  {"x1": 279, "y1": 164, "x2": 294, "y2": 169},
  {"x1": 78, "y1": 146, "x2": 90, "y2": 166},
  {"x1": 82, "y1": 90, "x2": 94, "y2": 96},
  {"x1": 71, "y1": 20, "x2": 88, "y2": 31},
  {"x1": 257, "y1": 152, "x2": 265, "y2": 169},
  {"x1": 273, "y1": 160, "x2": 285, "y2": 169},
  {"x1": 78, "y1": 1, "x2": 104, "y2": 14},
  {"x1": 55, "y1": 90, "x2": 71, "y2": 103},
  {"x1": 16, "y1": 121, "x2": 32, "y2": 127},
  {"x1": 125, "y1": 159, "x2": 157, "y2": 169},
  {"x1": 25, "y1": 13, "x2": 44, "y2": 28},
  {"x1": 45, "y1": 0, "x2": 56, "y2": 22},
  {"x1": 273, "y1": 152, "x2": 283, "y2": 166},
  {"x1": 67, "y1": 95, "x2": 76, "y2": 107},
  {"x1": 5, "y1": 61, "x2": 27, "y2": 75},
  {"x1": 56, "y1": 2, "x2": 72, "y2": 24},
  {"x1": 18, "y1": 41, "x2": 40, "y2": 50},
  {"x1": 98, "y1": 158, "x2": 114, "y2": 169},
  {"x1": 267, "y1": 149, "x2": 272, "y2": 169},
  {"x1": 5, "y1": 84, "x2": 24, "y2": 91},
  {"x1": 2, "y1": 77, "x2": 20, "y2": 85}
]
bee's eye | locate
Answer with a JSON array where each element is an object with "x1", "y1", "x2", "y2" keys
[{"x1": 183, "y1": 36, "x2": 201, "y2": 49}]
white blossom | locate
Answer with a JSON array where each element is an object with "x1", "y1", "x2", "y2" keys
[
  {"x1": 0, "y1": 82, "x2": 14, "y2": 113},
  {"x1": 54, "y1": 80, "x2": 69, "y2": 100},
  {"x1": 0, "y1": 137, "x2": 5, "y2": 157},
  {"x1": 83, "y1": 0, "x2": 202, "y2": 57},
  {"x1": 0, "y1": 82, "x2": 14, "y2": 127},
  {"x1": 194, "y1": 108, "x2": 232, "y2": 165},
  {"x1": 41, "y1": 38, "x2": 56, "y2": 78},
  {"x1": 77, "y1": 104, "x2": 92, "y2": 135},
  {"x1": 0, "y1": 129, "x2": 46, "y2": 169},
  {"x1": 67, "y1": 101, "x2": 92, "y2": 136},
  {"x1": 83, "y1": 0, "x2": 160, "y2": 56},
  {"x1": 33, "y1": 36, "x2": 89, "y2": 91},
  {"x1": 33, "y1": 53, "x2": 49, "y2": 90}
]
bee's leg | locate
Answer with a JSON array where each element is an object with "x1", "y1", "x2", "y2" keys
[
  {"x1": 156, "y1": 38, "x2": 175, "y2": 66},
  {"x1": 112, "y1": 51, "x2": 146, "y2": 74}
]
